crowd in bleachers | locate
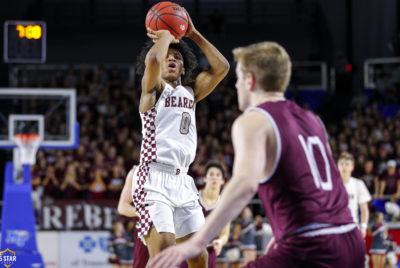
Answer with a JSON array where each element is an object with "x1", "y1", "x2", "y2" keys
[
  {"x1": 24, "y1": 64, "x2": 399, "y2": 206},
  {"x1": 28, "y1": 65, "x2": 238, "y2": 203},
  {"x1": 327, "y1": 102, "x2": 400, "y2": 200},
  {"x1": 27, "y1": 65, "x2": 400, "y2": 203}
]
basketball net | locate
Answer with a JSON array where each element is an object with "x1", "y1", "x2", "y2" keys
[{"x1": 12, "y1": 134, "x2": 41, "y2": 183}]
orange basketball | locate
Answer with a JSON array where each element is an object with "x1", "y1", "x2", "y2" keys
[{"x1": 145, "y1": 1, "x2": 188, "y2": 40}]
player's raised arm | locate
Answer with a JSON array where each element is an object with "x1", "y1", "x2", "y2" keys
[
  {"x1": 140, "y1": 28, "x2": 178, "y2": 112},
  {"x1": 184, "y1": 11, "x2": 229, "y2": 103}
]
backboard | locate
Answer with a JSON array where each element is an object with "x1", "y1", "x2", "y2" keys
[{"x1": 0, "y1": 88, "x2": 78, "y2": 149}]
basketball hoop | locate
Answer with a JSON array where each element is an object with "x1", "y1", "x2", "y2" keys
[{"x1": 13, "y1": 133, "x2": 41, "y2": 165}]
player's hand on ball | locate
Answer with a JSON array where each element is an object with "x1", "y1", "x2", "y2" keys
[
  {"x1": 146, "y1": 28, "x2": 179, "y2": 44},
  {"x1": 183, "y1": 8, "x2": 196, "y2": 38}
]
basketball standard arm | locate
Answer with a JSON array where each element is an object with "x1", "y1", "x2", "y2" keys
[
  {"x1": 117, "y1": 168, "x2": 138, "y2": 217},
  {"x1": 184, "y1": 11, "x2": 229, "y2": 103},
  {"x1": 149, "y1": 111, "x2": 271, "y2": 268}
]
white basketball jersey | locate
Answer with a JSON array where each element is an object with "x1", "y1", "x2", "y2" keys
[
  {"x1": 343, "y1": 177, "x2": 372, "y2": 224},
  {"x1": 139, "y1": 83, "x2": 197, "y2": 168}
]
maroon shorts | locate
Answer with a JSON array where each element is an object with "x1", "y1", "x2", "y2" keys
[
  {"x1": 133, "y1": 232, "x2": 149, "y2": 268},
  {"x1": 245, "y1": 228, "x2": 365, "y2": 268}
]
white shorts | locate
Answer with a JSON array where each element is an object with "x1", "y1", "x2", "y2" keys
[{"x1": 132, "y1": 162, "x2": 205, "y2": 239}]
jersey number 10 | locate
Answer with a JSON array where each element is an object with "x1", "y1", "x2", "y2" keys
[{"x1": 298, "y1": 135, "x2": 333, "y2": 191}]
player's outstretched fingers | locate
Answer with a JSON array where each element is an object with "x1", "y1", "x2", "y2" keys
[{"x1": 149, "y1": 248, "x2": 181, "y2": 268}]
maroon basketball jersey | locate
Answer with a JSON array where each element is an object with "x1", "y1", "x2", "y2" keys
[
  {"x1": 198, "y1": 192, "x2": 218, "y2": 267},
  {"x1": 198, "y1": 191, "x2": 217, "y2": 218},
  {"x1": 251, "y1": 100, "x2": 353, "y2": 241}
]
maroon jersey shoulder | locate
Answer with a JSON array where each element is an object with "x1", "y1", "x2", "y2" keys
[
  {"x1": 198, "y1": 192, "x2": 216, "y2": 218},
  {"x1": 252, "y1": 100, "x2": 353, "y2": 241}
]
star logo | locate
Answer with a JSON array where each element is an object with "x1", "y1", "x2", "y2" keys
[{"x1": 0, "y1": 249, "x2": 17, "y2": 268}]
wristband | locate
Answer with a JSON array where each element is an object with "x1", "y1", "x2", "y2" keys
[{"x1": 360, "y1": 223, "x2": 367, "y2": 229}]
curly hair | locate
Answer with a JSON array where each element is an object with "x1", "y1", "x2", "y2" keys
[{"x1": 136, "y1": 40, "x2": 198, "y2": 85}]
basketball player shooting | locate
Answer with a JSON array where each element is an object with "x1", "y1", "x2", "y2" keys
[
  {"x1": 149, "y1": 41, "x2": 366, "y2": 268},
  {"x1": 133, "y1": 8, "x2": 229, "y2": 268}
]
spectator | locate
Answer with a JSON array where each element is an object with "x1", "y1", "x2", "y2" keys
[
  {"x1": 359, "y1": 159, "x2": 379, "y2": 197},
  {"x1": 369, "y1": 212, "x2": 388, "y2": 268},
  {"x1": 76, "y1": 165, "x2": 89, "y2": 199},
  {"x1": 107, "y1": 165, "x2": 125, "y2": 199},
  {"x1": 108, "y1": 221, "x2": 133, "y2": 268},
  {"x1": 253, "y1": 215, "x2": 271, "y2": 255},
  {"x1": 239, "y1": 206, "x2": 257, "y2": 265},
  {"x1": 89, "y1": 168, "x2": 107, "y2": 199},
  {"x1": 124, "y1": 220, "x2": 135, "y2": 266},
  {"x1": 91, "y1": 151, "x2": 108, "y2": 175},
  {"x1": 31, "y1": 165, "x2": 43, "y2": 223},
  {"x1": 74, "y1": 144, "x2": 90, "y2": 169},
  {"x1": 60, "y1": 163, "x2": 82, "y2": 199},
  {"x1": 42, "y1": 165, "x2": 60, "y2": 201},
  {"x1": 33, "y1": 157, "x2": 47, "y2": 178},
  {"x1": 54, "y1": 156, "x2": 67, "y2": 180},
  {"x1": 385, "y1": 195, "x2": 400, "y2": 221},
  {"x1": 378, "y1": 160, "x2": 400, "y2": 198}
]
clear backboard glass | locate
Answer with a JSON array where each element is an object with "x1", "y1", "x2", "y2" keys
[{"x1": 0, "y1": 88, "x2": 77, "y2": 149}]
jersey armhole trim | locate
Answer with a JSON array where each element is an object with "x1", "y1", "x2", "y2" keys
[
  {"x1": 246, "y1": 107, "x2": 282, "y2": 184},
  {"x1": 316, "y1": 115, "x2": 329, "y2": 142},
  {"x1": 140, "y1": 83, "x2": 172, "y2": 115},
  {"x1": 198, "y1": 190, "x2": 219, "y2": 211}
]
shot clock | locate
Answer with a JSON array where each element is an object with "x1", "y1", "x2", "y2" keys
[{"x1": 4, "y1": 21, "x2": 46, "y2": 63}]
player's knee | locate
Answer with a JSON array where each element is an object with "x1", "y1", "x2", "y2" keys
[{"x1": 146, "y1": 230, "x2": 175, "y2": 257}]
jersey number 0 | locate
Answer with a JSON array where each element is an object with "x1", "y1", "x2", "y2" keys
[{"x1": 180, "y1": 112, "x2": 191, "y2": 135}]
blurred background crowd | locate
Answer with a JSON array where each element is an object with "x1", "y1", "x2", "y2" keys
[
  {"x1": 14, "y1": 63, "x2": 400, "y2": 265},
  {"x1": 23, "y1": 65, "x2": 400, "y2": 204}
]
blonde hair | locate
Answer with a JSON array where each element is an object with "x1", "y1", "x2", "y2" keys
[
  {"x1": 233, "y1": 41, "x2": 291, "y2": 92},
  {"x1": 338, "y1": 152, "x2": 355, "y2": 163}
]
